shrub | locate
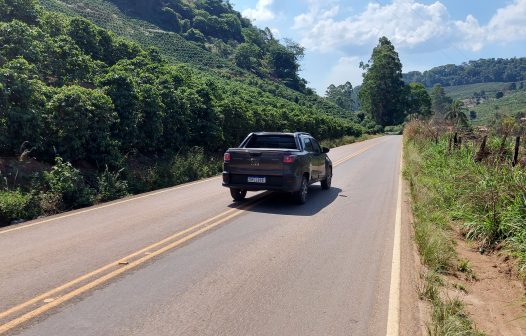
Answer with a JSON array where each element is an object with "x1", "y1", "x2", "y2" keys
[
  {"x1": 384, "y1": 125, "x2": 403, "y2": 135},
  {"x1": 0, "y1": 190, "x2": 38, "y2": 224},
  {"x1": 41, "y1": 157, "x2": 95, "y2": 210},
  {"x1": 96, "y1": 167, "x2": 129, "y2": 202},
  {"x1": 169, "y1": 147, "x2": 221, "y2": 185}
]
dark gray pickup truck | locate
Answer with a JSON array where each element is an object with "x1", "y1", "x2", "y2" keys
[{"x1": 222, "y1": 132, "x2": 332, "y2": 204}]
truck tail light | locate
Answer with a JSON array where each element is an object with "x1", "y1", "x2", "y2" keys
[
  {"x1": 283, "y1": 155, "x2": 296, "y2": 164},
  {"x1": 224, "y1": 153, "x2": 231, "y2": 162}
]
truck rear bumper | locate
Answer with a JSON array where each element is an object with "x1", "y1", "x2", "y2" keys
[{"x1": 222, "y1": 173, "x2": 300, "y2": 192}]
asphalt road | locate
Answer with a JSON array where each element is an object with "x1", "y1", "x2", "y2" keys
[{"x1": 0, "y1": 135, "x2": 403, "y2": 336}]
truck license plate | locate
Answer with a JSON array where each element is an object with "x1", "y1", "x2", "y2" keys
[{"x1": 247, "y1": 177, "x2": 266, "y2": 183}]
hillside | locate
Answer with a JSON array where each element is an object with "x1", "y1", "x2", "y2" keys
[
  {"x1": 39, "y1": 0, "x2": 357, "y2": 121},
  {"x1": 442, "y1": 82, "x2": 516, "y2": 100},
  {"x1": 40, "y1": 0, "x2": 308, "y2": 91},
  {"x1": 403, "y1": 58, "x2": 526, "y2": 88},
  {"x1": 470, "y1": 89, "x2": 526, "y2": 125},
  {"x1": 434, "y1": 82, "x2": 526, "y2": 125}
]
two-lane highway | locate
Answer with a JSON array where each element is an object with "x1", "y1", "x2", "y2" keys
[{"x1": 0, "y1": 136, "x2": 403, "y2": 336}]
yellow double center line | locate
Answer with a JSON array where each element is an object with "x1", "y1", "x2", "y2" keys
[
  {"x1": 0, "y1": 139, "x2": 384, "y2": 334},
  {"x1": 333, "y1": 140, "x2": 384, "y2": 166}
]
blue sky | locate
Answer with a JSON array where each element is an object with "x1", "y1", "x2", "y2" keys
[{"x1": 231, "y1": 0, "x2": 526, "y2": 94}]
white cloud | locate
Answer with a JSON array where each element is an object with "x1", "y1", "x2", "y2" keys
[
  {"x1": 454, "y1": 15, "x2": 485, "y2": 51},
  {"x1": 487, "y1": 0, "x2": 526, "y2": 43},
  {"x1": 293, "y1": 0, "x2": 526, "y2": 54},
  {"x1": 293, "y1": 2, "x2": 340, "y2": 30},
  {"x1": 323, "y1": 56, "x2": 364, "y2": 92},
  {"x1": 242, "y1": 0, "x2": 275, "y2": 22}
]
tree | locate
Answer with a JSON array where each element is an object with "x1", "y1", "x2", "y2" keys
[
  {"x1": 406, "y1": 83, "x2": 432, "y2": 118},
  {"x1": 0, "y1": 57, "x2": 46, "y2": 155},
  {"x1": 326, "y1": 82, "x2": 354, "y2": 111},
  {"x1": 219, "y1": 97, "x2": 255, "y2": 146},
  {"x1": 137, "y1": 84, "x2": 164, "y2": 153},
  {"x1": 430, "y1": 84, "x2": 452, "y2": 117},
  {"x1": 445, "y1": 100, "x2": 469, "y2": 128},
  {"x1": 184, "y1": 28, "x2": 206, "y2": 43},
  {"x1": 43, "y1": 35, "x2": 97, "y2": 85},
  {"x1": 495, "y1": 91, "x2": 504, "y2": 99},
  {"x1": 233, "y1": 43, "x2": 261, "y2": 70},
  {"x1": 0, "y1": 0, "x2": 42, "y2": 25},
  {"x1": 359, "y1": 37, "x2": 405, "y2": 126},
  {"x1": 98, "y1": 69, "x2": 141, "y2": 150},
  {"x1": 46, "y1": 86, "x2": 119, "y2": 165},
  {"x1": 160, "y1": 7, "x2": 181, "y2": 33},
  {"x1": 67, "y1": 18, "x2": 102, "y2": 60},
  {"x1": 0, "y1": 20, "x2": 44, "y2": 65}
]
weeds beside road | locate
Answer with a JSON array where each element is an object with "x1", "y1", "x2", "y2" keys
[{"x1": 404, "y1": 120, "x2": 526, "y2": 335}]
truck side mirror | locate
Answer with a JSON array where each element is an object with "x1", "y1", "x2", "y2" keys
[{"x1": 322, "y1": 147, "x2": 330, "y2": 153}]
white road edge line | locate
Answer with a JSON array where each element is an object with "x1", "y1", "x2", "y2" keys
[{"x1": 386, "y1": 144, "x2": 402, "y2": 336}]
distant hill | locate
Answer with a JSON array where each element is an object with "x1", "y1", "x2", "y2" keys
[
  {"x1": 442, "y1": 82, "x2": 517, "y2": 100},
  {"x1": 403, "y1": 58, "x2": 526, "y2": 88},
  {"x1": 439, "y1": 82, "x2": 526, "y2": 126},
  {"x1": 471, "y1": 89, "x2": 526, "y2": 125}
]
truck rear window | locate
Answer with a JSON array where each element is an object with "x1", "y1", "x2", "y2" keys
[{"x1": 244, "y1": 135, "x2": 298, "y2": 149}]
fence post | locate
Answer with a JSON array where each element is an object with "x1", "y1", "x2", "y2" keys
[
  {"x1": 475, "y1": 135, "x2": 488, "y2": 162},
  {"x1": 513, "y1": 136, "x2": 521, "y2": 166}
]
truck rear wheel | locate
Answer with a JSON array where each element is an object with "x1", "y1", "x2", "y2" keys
[
  {"x1": 293, "y1": 176, "x2": 308, "y2": 204},
  {"x1": 230, "y1": 188, "x2": 247, "y2": 202},
  {"x1": 321, "y1": 166, "x2": 332, "y2": 190}
]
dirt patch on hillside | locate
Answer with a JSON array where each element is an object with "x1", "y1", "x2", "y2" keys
[
  {"x1": 0, "y1": 157, "x2": 51, "y2": 187},
  {"x1": 446, "y1": 236, "x2": 526, "y2": 335}
]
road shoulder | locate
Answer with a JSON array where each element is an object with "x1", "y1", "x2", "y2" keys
[{"x1": 400, "y1": 177, "x2": 429, "y2": 335}]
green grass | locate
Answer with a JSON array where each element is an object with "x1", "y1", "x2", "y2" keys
[
  {"x1": 471, "y1": 89, "x2": 526, "y2": 125},
  {"x1": 404, "y1": 118, "x2": 526, "y2": 333},
  {"x1": 442, "y1": 82, "x2": 514, "y2": 100},
  {"x1": 438, "y1": 82, "x2": 526, "y2": 126}
]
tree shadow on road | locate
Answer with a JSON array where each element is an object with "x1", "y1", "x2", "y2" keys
[{"x1": 231, "y1": 185, "x2": 342, "y2": 217}]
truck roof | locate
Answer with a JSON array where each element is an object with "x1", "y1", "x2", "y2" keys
[{"x1": 251, "y1": 132, "x2": 312, "y2": 137}]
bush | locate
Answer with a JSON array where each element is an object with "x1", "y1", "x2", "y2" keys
[
  {"x1": 41, "y1": 157, "x2": 95, "y2": 211},
  {"x1": 169, "y1": 147, "x2": 221, "y2": 184},
  {"x1": 0, "y1": 190, "x2": 38, "y2": 224},
  {"x1": 126, "y1": 147, "x2": 222, "y2": 194},
  {"x1": 96, "y1": 167, "x2": 129, "y2": 202},
  {"x1": 384, "y1": 125, "x2": 403, "y2": 135}
]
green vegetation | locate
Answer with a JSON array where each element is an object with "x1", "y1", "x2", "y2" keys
[
  {"x1": 359, "y1": 37, "x2": 431, "y2": 126},
  {"x1": 471, "y1": 90, "x2": 526, "y2": 126},
  {"x1": 404, "y1": 58, "x2": 526, "y2": 87},
  {"x1": 429, "y1": 84, "x2": 453, "y2": 119},
  {"x1": 442, "y1": 82, "x2": 515, "y2": 101},
  {"x1": 39, "y1": 0, "x2": 307, "y2": 91},
  {"x1": 0, "y1": 0, "x2": 368, "y2": 225},
  {"x1": 39, "y1": 0, "x2": 360, "y2": 122},
  {"x1": 404, "y1": 118, "x2": 526, "y2": 334},
  {"x1": 325, "y1": 81, "x2": 358, "y2": 112},
  {"x1": 425, "y1": 81, "x2": 526, "y2": 127}
]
